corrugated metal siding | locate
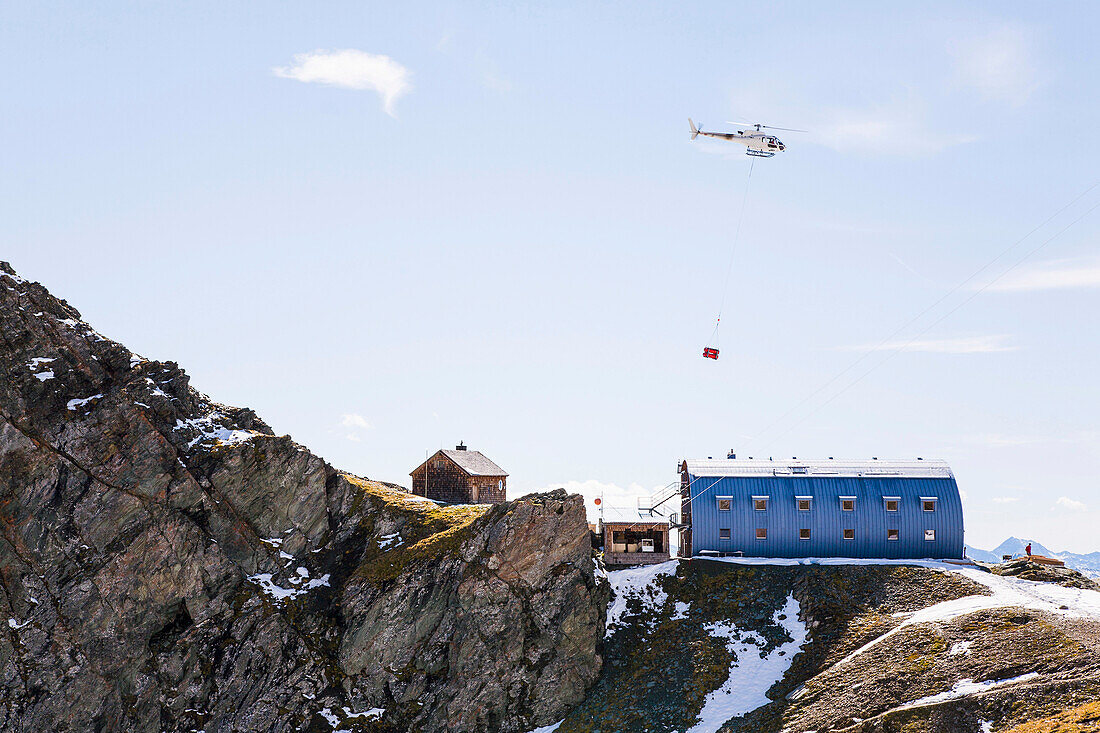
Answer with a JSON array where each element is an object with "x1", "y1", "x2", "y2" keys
[{"x1": 686, "y1": 473, "x2": 964, "y2": 559}]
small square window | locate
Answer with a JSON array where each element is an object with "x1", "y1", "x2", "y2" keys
[
  {"x1": 799, "y1": 528, "x2": 811, "y2": 540},
  {"x1": 925, "y1": 529, "x2": 936, "y2": 541},
  {"x1": 753, "y1": 498, "x2": 767, "y2": 511},
  {"x1": 718, "y1": 498, "x2": 731, "y2": 511},
  {"x1": 797, "y1": 498, "x2": 812, "y2": 511},
  {"x1": 719, "y1": 528, "x2": 731, "y2": 540},
  {"x1": 755, "y1": 528, "x2": 767, "y2": 540},
  {"x1": 922, "y1": 500, "x2": 936, "y2": 512},
  {"x1": 887, "y1": 529, "x2": 899, "y2": 541},
  {"x1": 843, "y1": 529, "x2": 855, "y2": 540},
  {"x1": 841, "y1": 499, "x2": 855, "y2": 512},
  {"x1": 885, "y1": 499, "x2": 899, "y2": 512}
]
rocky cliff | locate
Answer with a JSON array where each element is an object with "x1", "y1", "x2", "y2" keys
[{"x1": 0, "y1": 262, "x2": 605, "y2": 732}]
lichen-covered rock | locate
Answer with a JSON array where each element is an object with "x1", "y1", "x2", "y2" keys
[
  {"x1": 0, "y1": 261, "x2": 605, "y2": 732},
  {"x1": 989, "y1": 558, "x2": 1100, "y2": 591}
]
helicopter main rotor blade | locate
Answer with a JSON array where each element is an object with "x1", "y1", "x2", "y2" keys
[{"x1": 725, "y1": 120, "x2": 809, "y2": 133}]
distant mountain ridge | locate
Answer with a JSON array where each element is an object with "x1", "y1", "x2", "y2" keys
[{"x1": 968, "y1": 536, "x2": 1100, "y2": 579}]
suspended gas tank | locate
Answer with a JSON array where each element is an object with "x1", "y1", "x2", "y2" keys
[{"x1": 702, "y1": 347, "x2": 719, "y2": 360}]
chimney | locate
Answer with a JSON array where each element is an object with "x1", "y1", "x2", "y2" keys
[
  {"x1": 456, "y1": 442, "x2": 467, "y2": 451},
  {"x1": 727, "y1": 450, "x2": 736, "y2": 459}
]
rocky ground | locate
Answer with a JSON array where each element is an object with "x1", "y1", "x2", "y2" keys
[
  {"x1": 986, "y1": 557, "x2": 1100, "y2": 591},
  {"x1": 0, "y1": 261, "x2": 606, "y2": 732},
  {"x1": 570, "y1": 559, "x2": 1100, "y2": 733}
]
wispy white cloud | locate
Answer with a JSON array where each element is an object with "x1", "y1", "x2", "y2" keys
[
  {"x1": 952, "y1": 25, "x2": 1038, "y2": 106},
  {"x1": 838, "y1": 335, "x2": 1017, "y2": 354},
  {"x1": 274, "y1": 49, "x2": 412, "y2": 116},
  {"x1": 992, "y1": 496, "x2": 1020, "y2": 504},
  {"x1": 814, "y1": 97, "x2": 976, "y2": 156},
  {"x1": 340, "y1": 413, "x2": 372, "y2": 442},
  {"x1": 985, "y1": 257, "x2": 1100, "y2": 293},
  {"x1": 341, "y1": 413, "x2": 372, "y2": 429},
  {"x1": 1054, "y1": 496, "x2": 1087, "y2": 511}
]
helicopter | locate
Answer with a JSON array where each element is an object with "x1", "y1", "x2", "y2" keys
[{"x1": 688, "y1": 119, "x2": 804, "y2": 158}]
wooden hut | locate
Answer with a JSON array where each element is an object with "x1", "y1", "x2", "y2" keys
[{"x1": 410, "y1": 443, "x2": 507, "y2": 504}]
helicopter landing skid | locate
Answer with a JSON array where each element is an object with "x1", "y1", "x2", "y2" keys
[{"x1": 746, "y1": 149, "x2": 776, "y2": 158}]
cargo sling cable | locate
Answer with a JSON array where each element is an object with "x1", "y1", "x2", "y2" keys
[{"x1": 704, "y1": 157, "x2": 755, "y2": 360}]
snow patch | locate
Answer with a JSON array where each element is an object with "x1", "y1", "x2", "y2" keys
[
  {"x1": 248, "y1": 568, "x2": 331, "y2": 601},
  {"x1": 605, "y1": 560, "x2": 678, "y2": 638},
  {"x1": 317, "y1": 706, "x2": 384, "y2": 728},
  {"x1": 146, "y1": 378, "x2": 173, "y2": 400},
  {"x1": 7, "y1": 618, "x2": 31, "y2": 630},
  {"x1": 67, "y1": 394, "x2": 103, "y2": 411},
  {"x1": 378, "y1": 532, "x2": 403, "y2": 550},
  {"x1": 593, "y1": 557, "x2": 608, "y2": 580},
  {"x1": 948, "y1": 640, "x2": 973, "y2": 656},
  {"x1": 671, "y1": 601, "x2": 690, "y2": 620},
  {"x1": 686, "y1": 594, "x2": 808, "y2": 733},
  {"x1": 902, "y1": 672, "x2": 1039, "y2": 709},
  {"x1": 523, "y1": 721, "x2": 563, "y2": 733},
  {"x1": 33, "y1": 371, "x2": 55, "y2": 382},
  {"x1": 27, "y1": 357, "x2": 54, "y2": 369},
  {"x1": 174, "y1": 414, "x2": 258, "y2": 449}
]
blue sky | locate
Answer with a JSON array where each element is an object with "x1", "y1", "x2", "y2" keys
[{"x1": 3, "y1": 1, "x2": 1099, "y2": 551}]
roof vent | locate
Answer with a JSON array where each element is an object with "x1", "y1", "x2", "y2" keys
[
  {"x1": 456, "y1": 442, "x2": 467, "y2": 451},
  {"x1": 872, "y1": 456, "x2": 878, "y2": 460}
]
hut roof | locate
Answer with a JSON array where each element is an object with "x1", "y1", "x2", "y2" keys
[{"x1": 439, "y1": 449, "x2": 508, "y2": 477}]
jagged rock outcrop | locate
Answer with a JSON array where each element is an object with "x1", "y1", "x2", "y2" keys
[{"x1": 0, "y1": 262, "x2": 605, "y2": 732}]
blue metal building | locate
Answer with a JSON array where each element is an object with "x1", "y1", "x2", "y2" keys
[{"x1": 679, "y1": 457, "x2": 964, "y2": 559}]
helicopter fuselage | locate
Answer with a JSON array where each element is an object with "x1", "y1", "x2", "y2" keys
[
  {"x1": 688, "y1": 119, "x2": 788, "y2": 157},
  {"x1": 737, "y1": 132, "x2": 785, "y2": 157}
]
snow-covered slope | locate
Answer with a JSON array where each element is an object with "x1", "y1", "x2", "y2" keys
[{"x1": 556, "y1": 557, "x2": 1100, "y2": 733}]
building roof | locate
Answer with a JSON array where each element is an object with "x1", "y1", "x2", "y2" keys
[
  {"x1": 439, "y1": 449, "x2": 508, "y2": 477},
  {"x1": 682, "y1": 458, "x2": 953, "y2": 479}
]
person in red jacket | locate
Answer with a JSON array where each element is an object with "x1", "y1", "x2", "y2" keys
[{"x1": 1025, "y1": 542, "x2": 1032, "y2": 558}]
